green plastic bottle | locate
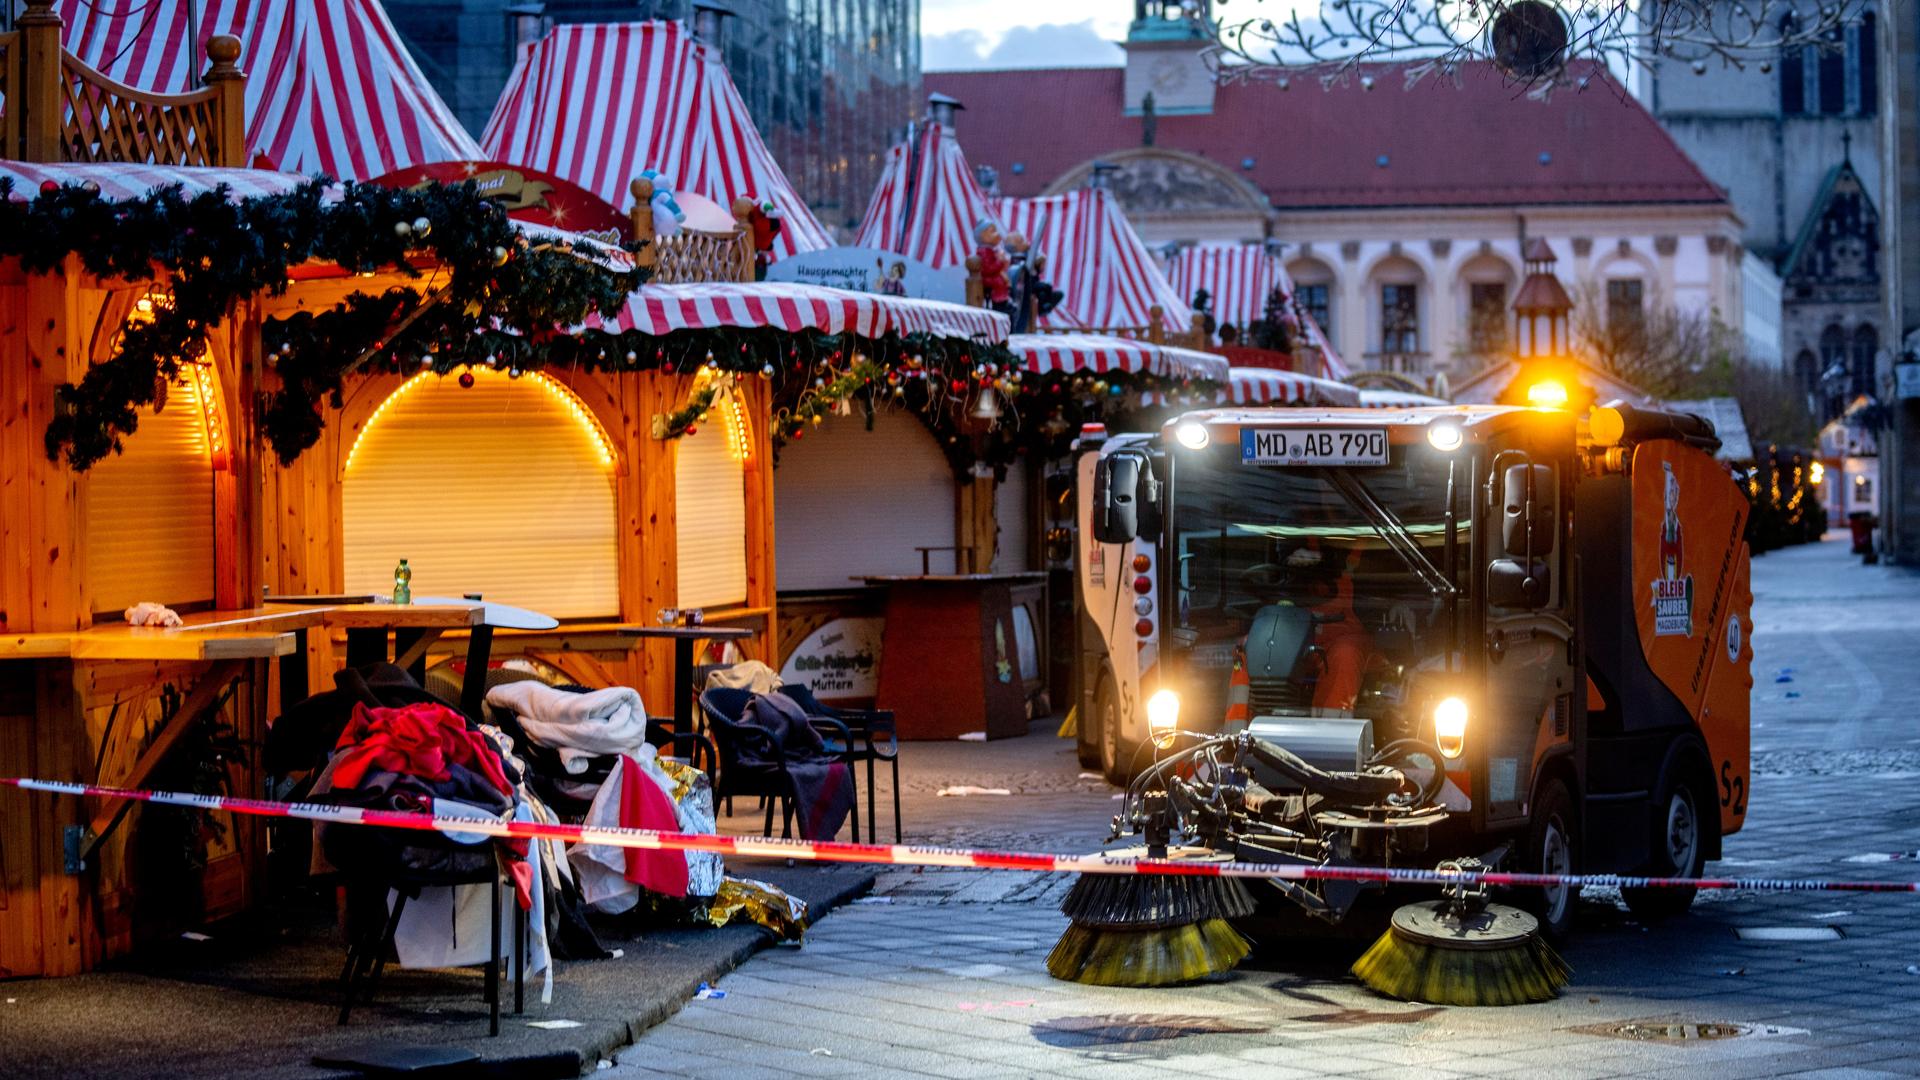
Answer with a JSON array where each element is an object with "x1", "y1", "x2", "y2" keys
[{"x1": 393, "y1": 558, "x2": 412, "y2": 605}]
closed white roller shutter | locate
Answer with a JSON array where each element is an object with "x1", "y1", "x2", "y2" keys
[
  {"x1": 775, "y1": 410, "x2": 956, "y2": 590},
  {"x1": 674, "y1": 416, "x2": 748, "y2": 610},
  {"x1": 343, "y1": 370, "x2": 618, "y2": 618},
  {"x1": 85, "y1": 373, "x2": 215, "y2": 615},
  {"x1": 992, "y1": 465, "x2": 1031, "y2": 573}
]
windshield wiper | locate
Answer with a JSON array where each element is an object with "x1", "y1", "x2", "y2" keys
[{"x1": 1318, "y1": 468, "x2": 1458, "y2": 597}]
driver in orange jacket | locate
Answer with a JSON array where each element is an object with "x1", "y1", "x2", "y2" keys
[{"x1": 1288, "y1": 541, "x2": 1371, "y2": 713}]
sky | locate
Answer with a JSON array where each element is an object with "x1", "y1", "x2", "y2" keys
[{"x1": 921, "y1": 1, "x2": 1131, "y2": 71}]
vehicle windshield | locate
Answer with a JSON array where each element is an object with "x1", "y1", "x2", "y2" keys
[{"x1": 1169, "y1": 436, "x2": 1465, "y2": 727}]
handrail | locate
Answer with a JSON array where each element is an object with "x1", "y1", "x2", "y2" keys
[
  {"x1": 629, "y1": 177, "x2": 756, "y2": 284},
  {"x1": 2, "y1": 1, "x2": 247, "y2": 167}
]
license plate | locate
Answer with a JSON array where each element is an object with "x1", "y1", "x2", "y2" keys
[{"x1": 1240, "y1": 427, "x2": 1388, "y2": 466}]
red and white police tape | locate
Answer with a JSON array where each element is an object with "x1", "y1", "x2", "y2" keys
[{"x1": 5, "y1": 776, "x2": 1915, "y2": 895}]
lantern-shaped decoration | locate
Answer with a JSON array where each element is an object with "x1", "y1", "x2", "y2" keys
[{"x1": 1511, "y1": 238, "x2": 1572, "y2": 360}]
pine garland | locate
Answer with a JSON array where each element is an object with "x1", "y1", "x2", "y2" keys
[
  {"x1": 1, "y1": 176, "x2": 641, "y2": 469},
  {"x1": 0, "y1": 176, "x2": 1220, "y2": 475}
]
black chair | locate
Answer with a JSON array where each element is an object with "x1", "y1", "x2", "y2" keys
[
  {"x1": 698, "y1": 687, "x2": 858, "y2": 841},
  {"x1": 337, "y1": 849, "x2": 526, "y2": 1036},
  {"x1": 778, "y1": 684, "x2": 901, "y2": 844}
]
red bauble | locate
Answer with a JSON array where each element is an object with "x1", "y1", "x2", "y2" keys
[
  {"x1": 684, "y1": 424, "x2": 698, "y2": 436},
  {"x1": 950, "y1": 379, "x2": 965, "y2": 393},
  {"x1": 39, "y1": 180, "x2": 58, "y2": 194},
  {"x1": 458, "y1": 372, "x2": 475, "y2": 389}
]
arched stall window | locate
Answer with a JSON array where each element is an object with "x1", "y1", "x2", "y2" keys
[
  {"x1": 342, "y1": 368, "x2": 620, "y2": 618},
  {"x1": 84, "y1": 363, "x2": 223, "y2": 616},
  {"x1": 675, "y1": 381, "x2": 752, "y2": 610}
]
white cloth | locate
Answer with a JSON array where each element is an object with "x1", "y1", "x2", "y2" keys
[
  {"x1": 568, "y1": 750, "x2": 725, "y2": 913},
  {"x1": 125, "y1": 602, "x2": 183, "y2": 627},
  {"x1": 703, "y1": 660, "x2": 783, "y2": 696},
  {"x1": 389, "y1": 801, "x2": 552, "y2": 1002},
  {"x1": 485, "y1": 681, "x2": 649, "y2": 774}
]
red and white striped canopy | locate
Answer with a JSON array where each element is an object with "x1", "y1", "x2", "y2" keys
[
  {"x1": 0, "y1": 161, "x2": 310, "y2": 203},
  {"x1": 482, "y1": 21, "x2": 831, "y2": 261},
  {"x1": 1012, "y1": 333, "x2": 1227, "y2": 381},
  {"x1": 853, "y1": 123, "x2": 992, "y2": 270},
  {"x1": 579, "y1": 282, "x2": 1007, "y2": 343},
  {"x1": 59, "y1": 0, "x2": 481, "y2": 181},
  {"x1": 1358, "y1": 389, "x2": 1449, "y2": 408},
  {"x1": 1228, "y1": 366, "x2": 1361, "y2": 407},
  {"x1": 1168, "y1": 244, "x2": 1282, "y2": 331},
  {"x1": 855, "y1": 127, "x2": 1191, "y2": 334},
  {"x1": 1167, "y1": 243, "x2": 1351, "y2": 379},
  {"x1": 994, "y1": 190, "x2": 1193, "y2": 334}
]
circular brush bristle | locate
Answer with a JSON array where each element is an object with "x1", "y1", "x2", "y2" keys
[
  {"x1": 1351, "y1": 925, "x2": 1571, "y2": 1006},
  {"x1": 1047, "y1": 918, "x2": 1252, "y2": 987},
  {"x1": 1059, "y1": 873, "x2": 1257, "y2": 930}
]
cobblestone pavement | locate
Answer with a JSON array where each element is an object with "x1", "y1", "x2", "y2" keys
[{"x1": 610, "y1": 536, "x2": 1920, "y2": 1079}]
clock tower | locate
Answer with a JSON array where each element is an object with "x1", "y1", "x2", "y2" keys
[{"x1": 1122, "y1": 1, "x2": 1217, "y2": 117}]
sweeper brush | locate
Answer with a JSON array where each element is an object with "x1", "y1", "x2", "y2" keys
[
  {"x1": 1046, "y1": 851, "x2": 1257, "y2": 986},
  {"x1": 1350, "y1": 896, "x2": 1571, "y2": 1007}
]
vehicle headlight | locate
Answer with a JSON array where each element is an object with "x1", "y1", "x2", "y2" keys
[
  {"x1": 1174, "y1": 422, "x2": 1210, "y2": 450},
  {"x1": 1434, "y1": 696, "x2": 1468, "y2": 759},
  {"x1": 1427, "y1": 421, "x2": 1463, "y2": 452},
  {"x1": 1146, "y1": 689, "x2": 1181, "y2": 741}
]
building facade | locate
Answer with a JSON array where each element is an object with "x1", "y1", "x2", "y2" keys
[
  {"x1": 1642, "y1": 2, "x2": 1883, "y2": 414},
  {"x1": 383, "y1": 0, "x2": 919, "y2": 233},
  {"x1": 926, "y1": 9, "x2": 1752, "y2": 388},
  {"x1": 1876, "y1": 2, "x2": 1920, "y2": 560}
]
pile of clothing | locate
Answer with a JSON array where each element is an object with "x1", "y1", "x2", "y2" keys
[
  {"x1": 269, "y1": 661, "x2": 816, "y2": 1004},
  {"x1": 485, "y1": 680, "x2": 725, "y2": 913}
]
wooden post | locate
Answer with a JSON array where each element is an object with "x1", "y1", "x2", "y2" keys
[
  {"x1": 202, "y1": 35, "x2": 247, "y2": 168},
  {"x1": 1148, "y1": 305, "x2": 1166, "y2": 345},
  {"x1": 18, "y1": 1, "x2": 64, "y2": 163},
  {"x1": 965, "y1": 255, "x2": 983, "y2": 308},
  {"x1": 730, "y1": 197, "x2": 756, "y2": 283},
  {"x1": 629, "y1": 178, "x2": 658, "y2": 272}
]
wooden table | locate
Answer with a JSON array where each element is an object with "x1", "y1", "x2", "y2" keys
[
  {"x1": 612, "y1": 625, "x2": 754, "y2": 757},
  {"x1": 269, "y1": 595, "x2": 560, "y2": 720}
]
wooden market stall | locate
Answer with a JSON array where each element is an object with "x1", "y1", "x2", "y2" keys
[{"x1": 0, "y1": 8, "x2": 286, "y2": 978}]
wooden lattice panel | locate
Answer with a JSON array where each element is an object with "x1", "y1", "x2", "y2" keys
[
  {"x1": 59, "y1": 59, "x2": 229, "y2": 167},
  {"x1": 646, "y1": 230, "x2": 751, "y2": 285}
]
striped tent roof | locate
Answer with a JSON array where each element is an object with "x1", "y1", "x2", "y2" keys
[
  {"x1": 481, "y1": 20, "x2": 831, "y2": 260},
  {"x1": 1011, "y1": 333, "x2": 1227, "y2": 381},
  {"x1": 1228, "y1": 367, "x2": 1360, "y2": 407},
  {"x1": 0, "y1": 161, "x2": 310, "y2": 203},
  {"x1": 578, "y1": 282, "x2": 1007, "y2": 343},
  {"x1": 995, "y1": 189, "x2": 1193, "y2": 334},
  {"x1": 58, "y1": 0, "x2": 481, "y2": 180},
  {"x1": 855, "y1": 124, "x2": 1191, "y2": 333},
  {"x1": 854, "y1": 123, "x2": 992, "y2": 270},
  {"x1": 1167, "y1": 244, "x2": 1351, "y2": 379}
]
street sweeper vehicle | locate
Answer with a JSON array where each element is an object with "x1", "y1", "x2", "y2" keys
[{"x1": 1056, "y1": 399, "x2": 1753, "y2": 1002}]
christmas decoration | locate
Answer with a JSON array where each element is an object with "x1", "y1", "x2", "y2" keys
[{"x1": 4, "y1": 176, "x2": 641, "y2": 469}]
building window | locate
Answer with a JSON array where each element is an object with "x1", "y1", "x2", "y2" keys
[
  {"x1": 1606, "y1": 279, "x2": 1645, "y2": 334},
  {"x1": 1296, "y1": 283, "x2": 1331, "y2": 340},
  {"x1": 1380, "y1": 284, "x2": 1419, "y2": 354},
  {"x1": 1851, "y1": 323, "x2": 1879, "y2": 399},
  {"x1": 1857, "y1": 11, "x2": 1878, "y2": 116},
  {"x1": 1781, "y1": 14, "x2": 1805, "y2": 113},
  {"x1": 1794, "y1": 348, "x2": 1820, "y2": 396},
  {"x1": 1819, "y1": 26, "x2": 1847, "y2": 115},
  {"x1": 1855, "y1": 474, "x2": 1873, "y2": 505},
  {"x1": 1468, "y1": 282, "x2": 1508, "y2": 354}
]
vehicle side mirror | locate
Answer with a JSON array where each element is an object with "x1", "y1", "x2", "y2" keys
[
  {"x1": 1501, "y1": 464, "x2": 1557, "y2": 556},
  {"x1": 1092, "y1": 452, "x2": 1141, "y2": 544},
  {"x1": 1488, "y1": 557, "x2": 1551, "y2": 609}
]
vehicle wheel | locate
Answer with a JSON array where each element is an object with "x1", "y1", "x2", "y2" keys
[
  {"x1": 1622, "y1": 774, "x2": 1706, "y2": 921},
  {"x1": 1095, "y1": 671, "x2": 1137, "y2": 786},
  {"x1": 1075, "y1": 688, "x2": 1101, "y2": 768},
  {"x1": 1520, "y1": 777, "x2": 1578, "y2": 942}
]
